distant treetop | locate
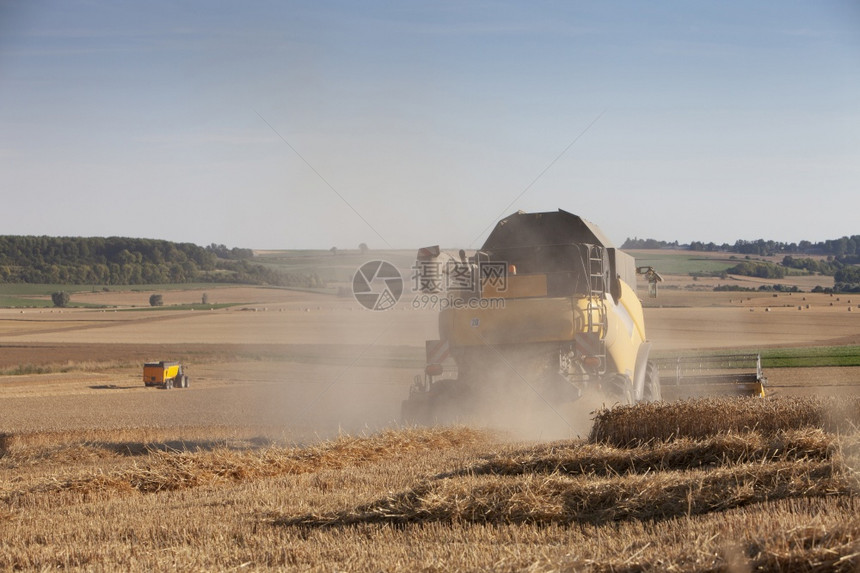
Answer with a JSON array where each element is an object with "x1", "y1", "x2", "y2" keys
[
  {"x1": 205, "y1": 243, "x2": 254, "y2": 260},
  {"x1": 620, "y1": 238, "x2": 679, "y2": 250},
  {"x1": 622, "y1": 235, "x2": 859, "y2": 257}
]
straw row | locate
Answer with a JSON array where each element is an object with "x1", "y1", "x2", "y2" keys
[
  {"x1": 589, "y1": 396, "x2": 860, "y2": 447},
  {"x1": 5, "y1": 426, "x2": 487, "y2": 499},
  {"x1": 280, "y1": 458, "x2": 855, "y2": 527}
]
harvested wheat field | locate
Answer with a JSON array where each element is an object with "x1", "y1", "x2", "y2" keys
[
  {"x1": 1, "y1": 284, "x2": 859, "y2": 570},
  {"x1": 1, "y1": 398, "x2": 859, "y2": 571}
]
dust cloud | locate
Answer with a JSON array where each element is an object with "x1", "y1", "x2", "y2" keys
[
  {"x1": 462, "y1": 388, "x2": 611, "y2": 442},
  {"x1": 224, "y1": 294, "x2": 434, "y2": 441},
  {"x1": 223, "y1": 294, "x2": 614, "y2": 443}
]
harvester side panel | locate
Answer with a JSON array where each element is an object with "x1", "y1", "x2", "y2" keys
[
  {"x1": 609, "y1": 248, "x2": 637, "y2": 292},
  {"x1": 440, "y1": 297, "x2": 579, "y2": 347},
  {"x1": 603, "y1": 281, "x2": 646, "y2": 380},
  {"x1": 481, "y1": 273, "x2": 548, "y2": 299},
  {"x1": 617, "y1": 280, "x2": 646, "y2": 342}
]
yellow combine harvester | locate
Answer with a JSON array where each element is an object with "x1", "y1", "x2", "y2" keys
[
  {"x1": 143, "y1": 361, "x2": 189, "y2": 389},
  {"x1": 402, "y1": 209, "x2": 764, "y2": 424}
]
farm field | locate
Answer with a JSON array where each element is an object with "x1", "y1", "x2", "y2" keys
[
  {"x1": 2, "y1": 400, "x2": 859, "y2": 570},
  {"x1": 1, "y1": 256, "x2": 859, "y2": 570}
]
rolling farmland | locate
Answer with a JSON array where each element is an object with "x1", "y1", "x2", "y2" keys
[{"x1": 1, "y1": 253, "x2": 858, "y2": 571}]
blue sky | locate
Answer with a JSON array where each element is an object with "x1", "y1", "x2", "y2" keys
[{"x1": 1, "y1": 1, "x2": 858, "y2": 249}]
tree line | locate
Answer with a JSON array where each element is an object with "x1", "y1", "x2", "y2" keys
[
  {"x1": 0, "y1": 236, "x2": 322, "y2": 288},
  {"x1": 710, "y1": 256, "x2": 859, "y2": 286},
  {"x1": 622, "y1": 235, "x2": 860, "y2": 258},
  {"x1": 622, "y1": 234, "x2": 859, "y2": 290}
]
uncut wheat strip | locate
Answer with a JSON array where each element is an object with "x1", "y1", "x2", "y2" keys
[
  {"x1": 11, "y1": 426, "x2": 489, "y2": 498},
  {"x1": 589, "y1": 396, "x2": 860, "y2": 447},
  {"x1": 460, "y1": 429, "x2": 837, "y2": 478},
  {"x1": 282, "y1": 458, "x2": 857, "y2": 527}
]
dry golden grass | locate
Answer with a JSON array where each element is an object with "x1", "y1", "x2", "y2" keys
[
  {"x1": 2, "y1": 427, "x2": 487, "y2": 499},
  {"x1": 0, "y1": 425, "x2": 288, "y2": 463},
  {"x1": 2, "y1": 398, "x2": 860, "y2": 571},
  {"x1": 277, "y1": 425, "x2": 858, "y2": 528},
  {"x1": 0, "y1": 358, "x2": 134, "y2": 376},
  {"x1": 71, "y1": 427, "x2": 481, "y2": 494},
  {"x1": 280, "y1": 458, "x2": 851, "y2": 527}
]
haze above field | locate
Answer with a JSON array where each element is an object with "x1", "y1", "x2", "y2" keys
[{"x1": 1, "y1": 1, "x2": 858, "y2": 249}]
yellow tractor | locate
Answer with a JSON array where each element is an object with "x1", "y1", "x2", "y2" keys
[{"x1": 143, "y1": 361, "x2": 189, "y2": 389}]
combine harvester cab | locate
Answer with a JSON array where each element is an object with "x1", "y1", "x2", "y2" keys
[
  {"x1": 402, "y1": 209, "x2": 661, "y2": 425},
  {"x1": 143, "y1": 361, "x2": 189, "y2": 390}
]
